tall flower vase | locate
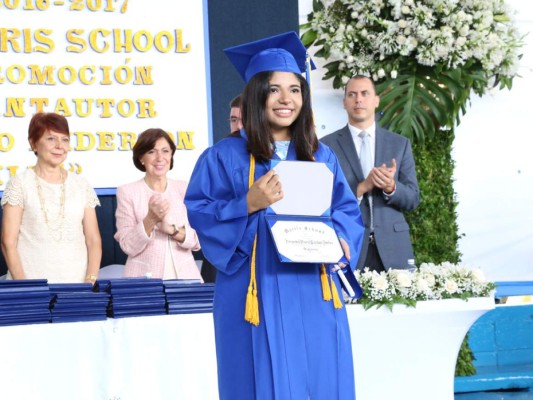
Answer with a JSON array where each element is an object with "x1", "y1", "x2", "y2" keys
[{"x1": 346, "y1": 297, "x2": 495, "y2": 400}]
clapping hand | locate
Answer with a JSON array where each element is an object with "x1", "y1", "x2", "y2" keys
[
  {"x1": 148, "y1": 195, "x2": 170, "y2": 223},
  {"x1": 370, "y1": 158, "x2": 396, "y2": 193}
]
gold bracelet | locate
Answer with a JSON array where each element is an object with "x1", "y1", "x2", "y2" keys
[{"x1": 85, "y1": 274, "x2": 97, "y2": 282}]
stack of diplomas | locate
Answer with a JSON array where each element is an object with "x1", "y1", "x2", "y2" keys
[
  {"x1": 49, "y1": 283, "x2": 110, "y2": 323},
  {"x1": 0, "y1": 279, "x2": 51, "y2": 326},
  {"x1": 163, "y1": 280, "x2": 214, "y2": 314},
  {"x1": 101, "y1": 277, "x2": 167, "y2": 318}
]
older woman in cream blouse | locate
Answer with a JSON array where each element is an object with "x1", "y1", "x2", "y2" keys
[
  {"x1": 114, "y1": 128, "x2": 202, "y2": 280},
  {"x1": 1, "y1": 112, "x2": 102, "y2": 284}
]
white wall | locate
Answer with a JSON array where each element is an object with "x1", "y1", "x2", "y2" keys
[{"x1": 298, "y1": 0, "x2": 533, "y2": 282}]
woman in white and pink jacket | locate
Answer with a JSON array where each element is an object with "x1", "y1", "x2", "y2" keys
[{"x1": 114, "y1": 128, "x2": 202, "y2": 280}]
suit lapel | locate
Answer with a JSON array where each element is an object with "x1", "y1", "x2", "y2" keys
[{"x1": 337, "y1": 125, "x2": 365, "y2": 181}]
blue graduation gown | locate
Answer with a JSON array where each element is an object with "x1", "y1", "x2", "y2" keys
[{"x1": 184, "y1": 133, "x2": 364, "y2": 400}]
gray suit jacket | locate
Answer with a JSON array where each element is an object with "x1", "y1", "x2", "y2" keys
[{"x1": 321, "y1": 124, "x2": 420, "y2": 270}]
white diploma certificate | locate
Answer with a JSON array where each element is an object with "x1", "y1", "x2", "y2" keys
[
  {"x1": 266, "y1": 160, "x2": 345, "y2": 264},
  {"x1": 269, "y1": 220, "x2": 344, "y2": 263},
  {"x1": 270, "y1": 161, "x2": 333, "y2": 216}
]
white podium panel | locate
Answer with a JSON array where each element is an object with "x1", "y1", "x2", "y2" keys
[
  {"x1": 347, "y1": 297, "x2": 495, "y2": 400},
  {"x1": 0, "y1": 314, "x2": 218, "y2": 400},
  {"x1": 0, "y1": 320, "x2": 112, "y2": 400}
]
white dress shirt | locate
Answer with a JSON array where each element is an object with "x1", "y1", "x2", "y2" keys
[{"x1": 348, "y1": 122, "x2": 376, "y2": 168}]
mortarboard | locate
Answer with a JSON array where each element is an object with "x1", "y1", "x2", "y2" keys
[{"x1": 224, "y1": 31, "x2": 316, "y2": 83}]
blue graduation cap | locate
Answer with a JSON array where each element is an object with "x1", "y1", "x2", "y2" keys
[{"x1": 224, "y1": 31, "x2": 316, "y2": 83}]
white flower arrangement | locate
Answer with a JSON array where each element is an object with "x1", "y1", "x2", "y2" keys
[
  {"x1": 348, "y1": 262, "x2": 496, "y2": 310},
  {"x1": 304, "y1": 0, "x2": 523, "y2": 87}
]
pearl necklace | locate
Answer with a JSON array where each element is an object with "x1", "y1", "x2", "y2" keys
[{"x1": 34, "y1": 167, "x2": 66, "y2": 241}]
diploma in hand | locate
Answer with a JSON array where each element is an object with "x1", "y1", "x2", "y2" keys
[{"x1": 265, "y1": 160, "x2": 345, "y2": 264}]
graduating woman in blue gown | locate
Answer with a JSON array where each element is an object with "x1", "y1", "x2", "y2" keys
[{"x1": 184, "y1": 32, "x2": 364, "y2": 400}]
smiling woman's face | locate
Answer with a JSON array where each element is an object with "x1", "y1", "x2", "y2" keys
[
  {"x1": 32, "y1": 130, "x2": 70, "y2": 167},
  {"x1": 140, "y1": 137, "x2": 173, "y2": 178},
  {"x1": 265, "y1": 71, "x2": 303, "y2": 140}
]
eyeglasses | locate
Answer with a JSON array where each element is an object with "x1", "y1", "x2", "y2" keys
[{"x1": 228, "y1": 117, "x2": 241, "y2": 124}]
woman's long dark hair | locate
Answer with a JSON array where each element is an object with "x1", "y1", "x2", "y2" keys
[{"x1": 241, "y1": 71, "x2": 318, "y2": 162}]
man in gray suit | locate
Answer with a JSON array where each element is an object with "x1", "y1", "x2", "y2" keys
[{"x1": 321, "y1": 76, "x2": 420, "y2": 272}]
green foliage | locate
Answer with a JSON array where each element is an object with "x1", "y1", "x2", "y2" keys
[
  {"x1": 376, "y1": 63, "x2": 468, "y2": 142},
  {"x1": 360, "y1": 296, "x2": 417, "y2": 311},
  {"x1": 372, "y1": 59, "x2": 499, "y2": 143},
  {"x1": 405, "y1": 128, "x2": 462, "y2": 265},
  {"x1": 455, "y1": 334, "x2": 478, "y2": 376}
]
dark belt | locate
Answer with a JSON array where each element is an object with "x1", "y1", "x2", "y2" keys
[{"x1": 369, "y1": 232, "x2": 376, "y2": 245}]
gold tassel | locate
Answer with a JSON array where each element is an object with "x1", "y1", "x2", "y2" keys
[
  {"x1": 244, "y1": 235, "x2": 260, "y2": 326},
  {"x1": 331, "y1": 275, "x2": 343, "y2": 309},
  {"x1": 244, "y1": 154, "x2": 260, "y2": 326},
  {"x1": 321, "y1": 264, "x2": 332, "y2": 301}
]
